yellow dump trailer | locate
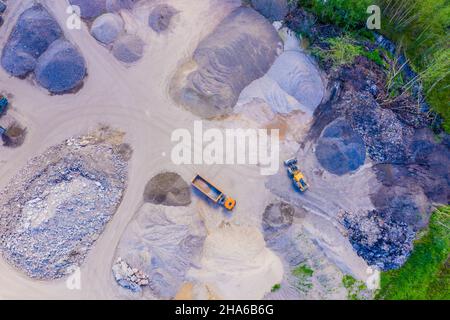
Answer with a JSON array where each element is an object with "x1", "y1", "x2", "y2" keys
[{"x1": 191, "y1": 174, "x2": 236, "y2": 211}]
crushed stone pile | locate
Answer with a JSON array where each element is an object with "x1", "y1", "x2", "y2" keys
[
  {"x1": 91, "y1": 13, "x2": 124, "y2": 44},
  {"x1": 315, "y1": 118, "x2": 366, "y2": 175},
  {"x1": 171, "y1": 7, "x2": 281, "y2": 118},
  {"x1": 340, "y1": 210, "x2": 415, "y2": 270},
  {"x1": 1, "y1": 4, "x2": 63, "y2": 77},
  {"x1": 251, "y1": 0, "x2": 288, "y2": 21},
  {"x1": 148, "y1": 4, "x2": 177, "y2": 32},
  {"x1": 35, "y1": 39, "x2": 86, "y2": 93},
  {"x1": 69, "y1": 0, "x2": 106, "y2": 19},
  {"x1": 0, "y1": 129, "x2": 129, "y2": 279},
  {"x1": 112, "y1": 34, "x2": 144, "y2": 63},
  {"x1": 1, "y1": 4, "x2": 86, "y2": 93},
  {"x1": 143, "y1": 172, "x2": 191, "y2": 207}
]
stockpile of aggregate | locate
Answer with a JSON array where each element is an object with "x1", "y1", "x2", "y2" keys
[
  {"x1": 0, "y1": 130, "x2": 129, "y2": 279},
  {"x1": 1, "y1": 4, "x2": 86, "y2": 93}
]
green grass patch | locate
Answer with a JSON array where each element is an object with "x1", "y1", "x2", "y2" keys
[
  {"x1": 376, "y1": 206, "x2": 450, "y2": 300},
  {"x1": 292, "y1": 264, "x2": 314, "y2": 292},
  {"x1": 342, "y1": 275, "x2": 368, "y2": 300},
  {"x1": 271, "y1": 284, "x2": 281, "y2": 292}
]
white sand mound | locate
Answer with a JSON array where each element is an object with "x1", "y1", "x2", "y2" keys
[
  {"x1": 238, "y1": 27, "x2": 324, "y2": 115},
  {"x1": 189, "y1": 224, "x2": 283, "y2": 300}
]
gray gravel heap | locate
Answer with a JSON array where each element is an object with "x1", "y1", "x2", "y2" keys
[
  {"x1": 0, "y1": 1, "x2": 6, "y2": 14},
  {"x1": 1, "y1": 4, "x2": 63, "y2": 77},
  {"x1": 91, "y1": 13, "x2": 124, "y2": 44},
  {"x1": 316, "y1": 118, "x2": 366, "y2": 175},
  {"x1": 35, "y1": 39, "x2": 86, "y2": 93},
  {"x1": 112, "y1": 34, "x2": 144, "y2": 63},
  {"x1": 69, "y1": 0, "x2": 106, "y2": 19},
  {"x1": 148, "y1": 4, "x2": 177, "y2": 32},
  {"x1": 251, "y1": 0, "x2": 288, "y2": 21}
]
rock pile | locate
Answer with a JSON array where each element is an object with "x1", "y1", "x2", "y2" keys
[
  {"x1": 341, "y1": 210, "x2": 415, "y2": 270},
  {"x1": 1, "y1": 4, "x2": 86, "y2": 93},
  {"x1": 0, "y1": 129, "x2": 129, "y2": 279},
  {"x1": 316, "y1": 118, "x2": 366, "y2": 175},
  {"x1": 112, "y1": 257, "x2": 149, "y2": 292}
]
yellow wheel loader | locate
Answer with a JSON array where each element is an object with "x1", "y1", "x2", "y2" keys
[{"x1": 284, "y1": 158, "x2": 309, "y2": 192}]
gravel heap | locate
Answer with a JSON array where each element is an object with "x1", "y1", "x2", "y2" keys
[
  {"x1": 148, "y1": 4, "x2": 177, "y2": 32},
  {"x1": 315, "y1": 118, "x2": 366, "y2": 175},
  {"x1": 1, "y1": 4, "x2": 86, "y2": 93},
  {"x1": 112, "y1": 34, "x2": 144, "y2": 63},
  {"x1": 91, "y1": 13, "x2": 124, "y2": 44},
  {"x1": 35, "y1": 39, "x2": 86, "y2": 93},
  {"x1": 251, "y1": 0, "x2": 288, "y2": 21},
  {"x1": 69, "y1": 0, "x2": 106, "y2": 19},
  {"x1": 0, "y1": 129, "x2": 129, "y2": 279}
]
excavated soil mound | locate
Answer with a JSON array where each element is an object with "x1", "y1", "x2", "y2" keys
[{"x1": 143, "y1": 172, "x2": 191, "y2": 207}]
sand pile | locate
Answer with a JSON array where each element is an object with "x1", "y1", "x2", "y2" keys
[
  {"x1": 238, "y1": 28, "x2": 324, "y2": 115},
  {"x1": 171, "y1": 7, "x2": 281, "y2": 118},
  {"x1": 113, "y1": 204, "x2": 206, "y2": 298},
  {"x1": 189, "y1": 224, "x2": 283, "y2": 300},
  {"x1": 143, "y1": 172, "x2": 191, "y2": 207}
]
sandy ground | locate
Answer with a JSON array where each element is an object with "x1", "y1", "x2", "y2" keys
[{"x1": 0, "y1": 0, "x2": 370, "y2": 299}]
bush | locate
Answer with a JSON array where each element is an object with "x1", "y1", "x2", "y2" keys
[
  {"x1": 312, "y1": 35, "x2": 363, "y2": 67},
  {"x1": 376, "y1": 206, "x2": 450, "y2": 300},
  {"x1": 377, "y1": 0, "x2": 450, "y2": 132},
  {"x1": 298, "y1": 0, "x2": 372, "y2": 30}
]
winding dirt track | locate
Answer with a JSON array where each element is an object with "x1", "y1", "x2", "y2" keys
[{"x1": 0, "y1": 0, "x2": 369, "y2": 299}]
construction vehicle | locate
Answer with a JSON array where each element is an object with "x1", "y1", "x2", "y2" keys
[
  {"x1": 0, "y1": 126, "x2": 6, "y2": 139},
  {"x1": 0, "y1": 95, "x2": 8, "y2": 115},
  {"x1": 192, "y1": 174, "x2": 236, "y2": 211},
  {"x1": 284, "y1": 158, "x2": 309, "y2": 192}
]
